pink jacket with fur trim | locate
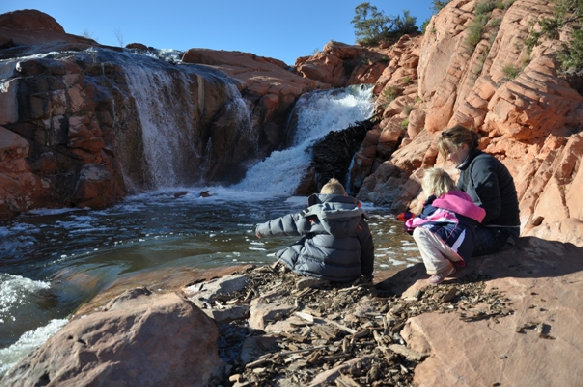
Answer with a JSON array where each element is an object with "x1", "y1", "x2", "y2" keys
[{"x1": 405, "y1": 191, "x2": 486, "y2": 261}]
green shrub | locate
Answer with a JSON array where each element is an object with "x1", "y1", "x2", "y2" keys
[
  {"x1": 352, "y1": 3, "x2": 418, "y2": 46},
  {"x1": 383, "y1": 86, "x2": 399, "y2": 101},
  {"x1": 558, "y1": 28, "x2": 583, "y2": 73},
  {"x1": 475, "y1": 1, "x2": 497, "y2": 15},
  {"x1": 467, "y1": 14, "x2": 489, "y2": 49},
  {"x1": 421, "y1": 19, "x2": 431, "y2": 34},
  {"x1": 502, "y1": 0, "x2": 516, "y2": 10},
  {"x1": 503, "y1": 64, "x2": 521, "y2": 79},
  {"x1": 401, "y1": 119, "x2": 410, "y2": 129},
  {"x1": 525, "y1": 0, "x2": 583, "y2": 74},
  {"x1": 490, "y1": 18, "x2": 502, "y2": 28},
  {"x1": 473, "y1": 50, "x2": 489, "y2": 76},
  {"x1": 432, "y1": 0, "x2": 452, "y2": 13}
]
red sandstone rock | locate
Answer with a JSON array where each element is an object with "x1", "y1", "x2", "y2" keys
[
  {"x1": 357, "y1": 0, "x2": 583, "y2": 246},
  {"x1": 0, "y1": 9, "x2": 65, "y2": 33},
  {"x1": 0, "y1": 9, "x2": 95, "y2": 49},
  {"x1": 294, "y1": 41, "x2": 392, "y2": 87},
  {"x1": 0, "y1": 291, "x2": 224, "y2": 386},
  {"x1": 0, "y1": 126, "x2": 49, "y2": 219},
  {"x1": 125, "y1": 42, "x2": 148, "y2": 51},
  {"x1": 399, "y1": 237, "x2": 583, "y2": 387}
]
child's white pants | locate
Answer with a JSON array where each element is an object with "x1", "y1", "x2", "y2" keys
[{"x1": 413, "y1": 226, "x2": 460, "y2": 275}]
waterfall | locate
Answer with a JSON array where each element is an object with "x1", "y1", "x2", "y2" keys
[
  {"x1": 120, "y1": 56, "x2": 252, "y2": 190},
  {"x1": 234, "y1": 84, "x2": 374, "y2": 194},
  {"x1": 123, "y1": 65, "x2": 196, "y2": 188}
]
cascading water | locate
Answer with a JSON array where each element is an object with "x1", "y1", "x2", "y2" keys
[
  {"x1": 120, "y1": 53, "x2": 253, "y2": 190},
  {"x1": 234, "y1": 84, "x2": 375, "y2": 194},
  {"x1": 123, "y1": 66, "x2": 195, "y2": 188}
]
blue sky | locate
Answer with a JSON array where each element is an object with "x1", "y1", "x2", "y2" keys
[{"x1": 1, "y1": 1, "x2": 437, "y2": 65}]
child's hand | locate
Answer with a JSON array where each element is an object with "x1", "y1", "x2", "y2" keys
[
  {"x1": 255, "y1": 231, "x2": 261, "y2": 239},
  {"x1": 397, "y1": 211, "x2": 416, "y2": 221}
]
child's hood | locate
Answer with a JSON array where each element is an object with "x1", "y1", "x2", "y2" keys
[
  {"x1": 301, "y1": 193, "x2": 363, "y2": 236},
  {"x1": 303, "y1": 193, "x2": 363, "y2": 220}
]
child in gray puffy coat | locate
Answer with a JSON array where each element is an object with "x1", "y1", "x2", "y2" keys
[{"x1": 255, "y1": 178, "x2": 374, "y2": 282}]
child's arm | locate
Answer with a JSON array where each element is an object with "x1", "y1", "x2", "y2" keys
[
  {"x1": 404, "y1": 201, "x2": 438, "y2": 234},
  {"x1": 255, "y1": 213, "x2": 311, "y2": 238}
]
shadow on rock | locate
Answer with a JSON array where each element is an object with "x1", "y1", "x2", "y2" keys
[{"x1": 375, "y1": 236, "x2": 583, "y2": 297}]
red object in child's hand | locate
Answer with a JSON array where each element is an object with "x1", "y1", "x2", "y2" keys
[{"x1": 397, "y1": 211, "x2": 416, "y2": 221}]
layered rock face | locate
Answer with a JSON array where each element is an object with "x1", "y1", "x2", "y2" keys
[
  {"x1": 0, "y1": 11, "x2": 387, "y2": 220},
  {"x1": 0, "y1": 46, "x2": 259, "y2": 214},
  {"x1": 0, "y1": 11, "x2": 281, "y2": 218},
  {"x1": 354, "y1": 0, "x2": 583, "y2": 246}
]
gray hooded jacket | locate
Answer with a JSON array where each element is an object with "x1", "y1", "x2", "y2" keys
[{"x1": 255, "y1": 193, "x2": 374, "y2": 282}]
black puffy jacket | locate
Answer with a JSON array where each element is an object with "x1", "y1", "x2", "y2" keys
[{"x1": 255, "y1": 193, "x2": 374, "y2": 281}]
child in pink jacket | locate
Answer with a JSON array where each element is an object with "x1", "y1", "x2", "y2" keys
[{"x1": 406, "y1": 168, "x2": 486, "y2": 284}]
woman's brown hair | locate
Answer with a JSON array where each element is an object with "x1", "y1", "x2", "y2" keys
[{"x1": 437, "y1": 125, "x2": 479, "y2": 159}]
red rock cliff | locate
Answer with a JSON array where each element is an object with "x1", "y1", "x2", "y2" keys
[{"x1": 347, "y1": 0, "x2": 582, "y2": 246}]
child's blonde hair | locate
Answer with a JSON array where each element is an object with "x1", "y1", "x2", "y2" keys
[
  {"x1": 320, "y1": 178, "x2": 346, "y2": 195},
  {"x1": 421, "y1": 167, "x2": 456, "y2": 197}
]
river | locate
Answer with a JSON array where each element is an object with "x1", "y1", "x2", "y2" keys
[{"x1": 0, "y1": 83, "x2": 421, "y2": 375}]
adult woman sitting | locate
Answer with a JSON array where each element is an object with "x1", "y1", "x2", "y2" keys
[{"x1": 437, "y1": 125, "x2": 520, "y2": 256}]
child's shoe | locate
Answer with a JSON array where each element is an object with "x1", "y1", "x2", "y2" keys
[{"x1": 427, "y1": 266, "x2": 456, "y2": 285}]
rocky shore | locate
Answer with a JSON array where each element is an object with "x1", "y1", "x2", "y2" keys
[
  {"x1": 2, "y1": 236, "x2": 581, "y2": 386},
  {"x1": 1, "y1": 2, "x2": 582, "y2": 385}
]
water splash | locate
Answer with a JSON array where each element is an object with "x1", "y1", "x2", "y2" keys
[
  {"x1": 0, "y1": 318, "x2": 68, "y2": 375},
  {"x1": 234, "y1": 84, "x2": 374, "y2": 194},
  {"x1": 0, "y1": 274, "x2": 50, "y2": 324}
]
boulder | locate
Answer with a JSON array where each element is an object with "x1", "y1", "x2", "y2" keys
[
  {"x1": 0, "y1": 291, "x2": 223, "y2": 386},
  {"x1": 397, "y1": 236, "x2": 583, "y2": 387},
  {"x1": 0, "y1": 126, "x2": 48, "y2": 219},
  {"x1": 0, "y1": 9, "x2": 96, "y2": 54},
  {"x1": 294, "y1": 41, "x2": 390, "y2": 87}
]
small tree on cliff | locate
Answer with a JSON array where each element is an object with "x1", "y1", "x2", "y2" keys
[
  {"x1": 432, "y1": 0, "x2": 452, "y2": 13},
  {"x1": 351, "y1": 2, "x2": 418, "y2": 46},
  {"x1": 526, "y1": 0, "x2": 583, "y2": 74}
]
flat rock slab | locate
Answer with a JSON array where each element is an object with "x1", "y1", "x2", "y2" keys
[{"x1": 399, "y1": 237, "x2": 583, "y2": 386}]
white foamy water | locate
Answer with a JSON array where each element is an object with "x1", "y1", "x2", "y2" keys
[
  {"x1": 0, "y1": 274, "x2": 51, "y2": 324},
  {"x1": 0, "y1": 319, "x2": 68, "y2": 375},
  {"x1": 123, "y1": 66, "x2": 197, "y2": 188},
  {"x1": 123, "y1": 62, "x2": 252, "y2": 190},
  {"x1": 234, "y1": 84, "x2": 374, "y2": 194},
  {"x1": 290, "y1": 85, "x2": 375, "y2": 146}
]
